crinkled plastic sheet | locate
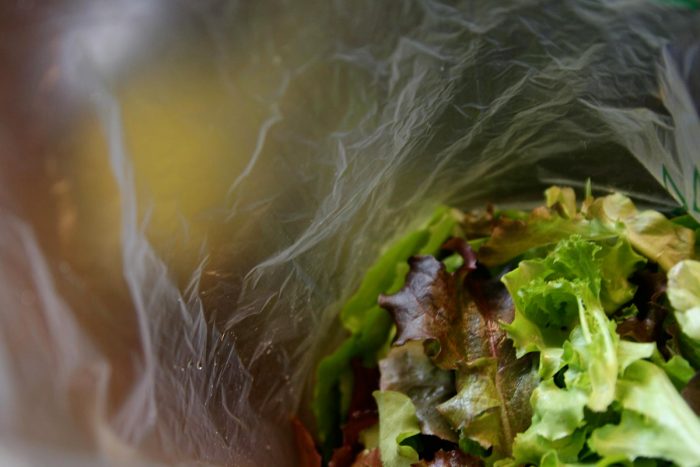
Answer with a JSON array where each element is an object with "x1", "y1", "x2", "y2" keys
[{"x1": 0, "y1": 0, "x2": 698, "y2": 465}]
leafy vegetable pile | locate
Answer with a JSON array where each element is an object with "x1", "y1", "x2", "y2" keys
[{"x1": 308, "y1": 185, "x2": 700, "y2": 467}]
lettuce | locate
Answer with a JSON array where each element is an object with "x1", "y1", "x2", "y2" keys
[
  {"x1": 588, "y1": 360, "x2": 700, "y2": 466},
  {"x1": 378, "y1": 341, "x2": 456, "y2": 441},
  {"x1": 312, "y1": 185, "x2": 700, "y2": 466},
  {"x1": 379, "y1": 241, "x2": 538, "y2": 460},
  {"x1": 668, "y1": 259, "x2": 700, "y2": 341},
  {"x1": 502, "y1": 236, "x2": 642, "y2": 410},
  {"x1": 478, "y1": 188, "x2": 694, "y2": 272},
  {"x1": 313, "y1": 207, "x2": 459, "y2": 456},
  {"x1": 373, "y1": 390, "x2": 421, "y2": 467},
  {"x1": 510, "y1": 381, "x2": 589, "y2": 464},
  {"x1": 587, "y1": 194, "x2": 695, "y2": 272},
  {"x1": 340, "y1": 206, "x2": 460, "y2": 333},
  {"x1": 503, "y1": 233, "x2": 700, "y2": 466}
]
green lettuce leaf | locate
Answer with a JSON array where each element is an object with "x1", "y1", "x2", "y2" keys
[
  {"x1": 504, "y1": 233, "x2": 668, "y2": 467},
  {"x1": 535, "y1": 451, "x2": 633, "y2": 467},
  {"x1": 313, "y1": 307, "x2": 391, "y2": 455},
  {"x1": 671, "y1": 214, "x2": 700, "y2": 231},
  {"x1": 652, "y1": 352, "x2": 695, "y2": 390},
  {"x1": 478, "y1": 187, "x2": 694, "y2": 271},
  {"x1": 502, "y1": 236, "x2": 633, "y2": 411},
  {"x1": 588, "y1": 360, "x2": 700, "y2": 466},
  {"x1": 477, "y1": 207, "x2": 613, "y2": 268},
  {"x1": 597, "y1": 238, "x2": 646, "y2": 312},
  {"x1": 668, "y1": 259, "x2": 700, "y2": 341},
  {"x1": 374, "y1": 390, "x2": 422, "y2": 467},
  {"x1": 564, "y1": 320, "x2": 619, "y2": 412},
  {"x1": 510, "y1": 346, "x2": 662, "y2": 467},
  {"x1": 677, "y1": 327, "x2": 700, "y2": 370},
  {"x1": 616, "y1": 340, "x2": 656, "y2": 374},
  {"x1": 587, "y1": 193, "x2": 694, "y2": 272},
  {"x1": 378, "y1": 341, "x2": 457, "y2": 441},
  {"x1": 510, "y1": 380, "x2": 588, "y2": 464},
  {"x1": 545, "y1": 186, "x2": 578, "y2": 219}
]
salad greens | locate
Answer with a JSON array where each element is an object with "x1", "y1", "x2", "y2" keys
[
  {"x1": 309, "y1": 186, "x2": 700, "y2": 467},
  {"x1": 312, "y1": 207, "x2": 461, "y2": 457},
  {"x1": 668, "y1": 260, "x2": 700, "y2": 341},
  {"x1": 477, "y1": 187, "x2": 694, "y2": 271},
  {"x1": 588, "y1": 360, "x2": 700, "y2": 465},
  {"x1": 374, "y1": 391, "x2": 422, "y2": 467},
  {"x1": 378, "y1": 341, "x2": 456, "y2": 442}
]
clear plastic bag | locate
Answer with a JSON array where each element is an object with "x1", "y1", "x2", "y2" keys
[{"x1": 0, "y1": 0, "x2": 698, "y2": 465}]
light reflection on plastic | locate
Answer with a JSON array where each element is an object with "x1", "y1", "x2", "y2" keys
[{"x1": 59, "y1": 0, "x2": 163, "y2": 89}]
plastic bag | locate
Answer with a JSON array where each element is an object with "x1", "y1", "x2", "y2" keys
[{"x1": 0, "y1": 0, "x2": 698, "y2": 465}]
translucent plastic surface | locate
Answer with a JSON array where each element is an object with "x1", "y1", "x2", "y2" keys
[{"x1": 0, "y1": 1, "x2": 698, "y2": 465}]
